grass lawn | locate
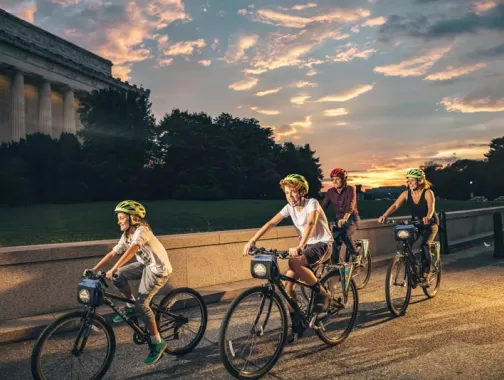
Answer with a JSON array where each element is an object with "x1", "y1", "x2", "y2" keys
[{"x1": 1, "y1": 199, "x2": 503, "y2": 247}]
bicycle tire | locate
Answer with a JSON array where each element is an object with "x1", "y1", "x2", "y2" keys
[
  {"x1": 355, "y1": 250, "x2": 372, "y2": 290},
  {"x1": 218, "y1": 286, "x2": 288, "y2": 380},
  {"x1": 155, "y1": 287, "x2": 208, "y2": 356},
  {"x1": 423, "y1": 260, "x2": 442, "y2": 298},
  {"x1": 385, "y1": 255, "x2": 412, "y2": 317},
  {"x1": 316, "y1": 270, "x2": 359, "y2": 345},
  {"x1": 31, "y1": 310, "x2": 116, "y2": 380}
]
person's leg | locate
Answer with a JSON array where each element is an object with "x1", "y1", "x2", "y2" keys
[
  {"x1": 342, "y1": 220, "x2": 359, "y2": 262},
  {"x1": 112, "y1": 262, "x2": 144, "y2": 322},
  {"x1": 420, "y1": 224, "x2": 438, "y2": 283},
  {"x1": 136, "y1": 268, "x2": 169, "y2": 364},
  {"x1": 331, "y1": 227, "x2": 345, "y2": 263}
]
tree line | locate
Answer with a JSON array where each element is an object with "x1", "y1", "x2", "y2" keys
[{"x1": 0, "y1": 88, "x2": 323, "y2": 206}]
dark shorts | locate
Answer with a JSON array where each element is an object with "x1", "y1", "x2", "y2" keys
[{"x1": 302, "y1": 242, "x2": 329, "y2": 265}]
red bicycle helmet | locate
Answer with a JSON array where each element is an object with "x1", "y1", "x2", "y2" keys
[{"x1": 330, "y1": 168, "x2": 348, "y2": 179}]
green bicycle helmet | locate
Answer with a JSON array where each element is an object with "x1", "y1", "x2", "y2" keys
[
  {"x1": 114, "y1": 200, "x2": 146, "y2": 219},
  {"x1": 280, "y1": 174, "x2": 309, "y2": 194},
  {"x1": 405, "y1": 168, "x2": 425, "y2": 179}
]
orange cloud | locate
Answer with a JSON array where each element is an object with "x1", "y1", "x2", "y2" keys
[
  {"x1": 228, "y1": 77, "x2": 259, "y2": 91},
  {"x1": 198, "y1": 60, "x2": 212, "y2": 66},
  {"x1": 317, "y1": 83, "x2": 374, "y2": 102},
  {"x1": 329, "y1": 43, "x2": 376, "y2": 62},
  {"x1": 313, "y1": 8, "x2": 371, "y2": 23},
  {"x1": 439, "y1": 96, "x2": 504, "y2": 113},
  {"x1": 292, "y1": 3, "x2": 317, "y2": 10},
  {"x1": 155, "y1": 57, "x2": 174, "y2": 67},
  {"x1": 255, "y1": 87, "x2": 282, "y2": 96},
  {"x1": 324, "y1": 108, "x2": 349, "y2": 116},
  {"x1": 290, "y1": 95, "x2": 311, "y2": 105},
  {"x1": 424, "y1": 63, "x2": 487, "y2": 81},
  {"x1": 12, "y1": 2, "x2": 36, "y2": 23},
  {"x1": 223, "y1": 34, "x2": 259, "y2": 63},
  {"x1": 51, "y1": 0, "x2": 79, "y2": 6},
  {"x1": 473, "y1": 0, "x2": 498, "y2": 14},
  {"x1": 374, "y1": 46, "x2": 452, "y2": 77},
  {"x1": 290, "y1": 116, "x2": 312, "y2": 128},
  {"x1": 249, "y1": 106, "x2": 280, "y2": 115},
  {"x1": 291, "y1": 80, "x2": 318, "y2": 88},
  {"x1": 361, "y1": 16, "x2": 387, "y2": 27},
  {"x1": 164, "y1": 38, "x2": 206, "y2": 55}
]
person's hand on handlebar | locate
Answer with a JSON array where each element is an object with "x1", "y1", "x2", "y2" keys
[
  {"x1": 83, "y1": 268, "x2": 95, "y2": 277},
  {"x1": 288, "y1": 246, "x2": 302, "y2": 257},
  {"x1": 377, "y1": 215, "x2": 387, "y2": 223},
  {"x1": 106, "y1": 268, "x2": 117, "y2": 281},
  {"x1": 422, "y1": 216, "x2": 430, "y2": 225},
  {"x1": 243, "y1": 240, "x2": 257, "y2": 256}
]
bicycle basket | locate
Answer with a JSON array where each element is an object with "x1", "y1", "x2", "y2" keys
[
  {"x1": 77, "y1": 278, "x2": 104, "y2": 307},
  {"x1": 250, "y1": 255, "x2": 280, "y2": 280},
  {"x1": 393, "y1": 224, "x2": 416, "y2": 242}
]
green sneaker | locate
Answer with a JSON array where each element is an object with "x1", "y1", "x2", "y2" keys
[
  {"x1": 144, "y1": 339, "x2": 167, "y2": 364},
  {"x1": 112, "y1": 306, "x2": 135, "y2": 323}
]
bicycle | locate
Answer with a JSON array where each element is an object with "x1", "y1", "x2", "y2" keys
[
  {"x1": 383, "y1": 219, "x2": 442, "y2": 317},
  {"x1": 31, "y1": 270, "x2": 208, "y2": 380},
  {"x1": 300, "y1": 229, "x2": 371, "y2": 303},
  {"x1": 218, "y1": 247, "x2": 359, "y2": 379}
]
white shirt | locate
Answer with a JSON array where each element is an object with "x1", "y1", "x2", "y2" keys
[
  {"x1": 279, "y1": 198, "x2": 333, "y2": 245},
  {"x1": 113, "y1": 226, "x2": 173, "y2": 276}
]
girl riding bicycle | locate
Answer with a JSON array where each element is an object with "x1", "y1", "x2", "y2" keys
[
  {"x1": 86, "y1": 200, "x2": 173, "y2": 364},
  {"x1": 378, "y1": 169, "x2": 439, "y2": 286}
]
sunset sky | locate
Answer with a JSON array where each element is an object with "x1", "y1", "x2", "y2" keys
[{"x1": 2, "y1": 0, "x2": 504, "y2": 189}]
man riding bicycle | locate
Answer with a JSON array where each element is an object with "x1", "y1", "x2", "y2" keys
[
  {"x1": 378, "y1": 169, "x2": 439, "y2": 287},
  {"x1": 243, "y1": 174, "x2": 333, "y2": 342},
  {"x1": 321, "y1": 168, "x2": 360, "y2": 263}
]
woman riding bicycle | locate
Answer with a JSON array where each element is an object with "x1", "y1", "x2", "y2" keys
[
  {"x1": 243, "y1": 174, "x2": 333, "y2": 342},
  {"x1": 321, "y1": 168, "x2": 360, "y2": 263},
  {"x1": 85, "y1": 200, "x2": 173, "y2": 364},
  {"x1": 377, "y1": 169, "x2": 439, "y2": 286}
]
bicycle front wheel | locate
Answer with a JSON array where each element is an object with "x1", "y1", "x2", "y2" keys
[
  {"x1": 219, "y1": 286, "x2": 288, "y2": 380},
  {"x1": 385, "y1": 255, "x2": 412, "y2": 317},
  {"x1": 31, "y1": 310, "x2": 116, "y2": 380},
  {"x1": 155, "y1": 287, "x2": 208, "y2": 356},
  {"x1": 315, "y1": 270, "x2": 358, "y2": 345}
]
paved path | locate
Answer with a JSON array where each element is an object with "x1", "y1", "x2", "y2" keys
[{"x1": 2, "y1": 245, "x2": 504, "y2": 380}]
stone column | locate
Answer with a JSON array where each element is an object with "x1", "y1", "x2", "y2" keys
[
  {"x1": 38, "y1": 80, "x2": 52, "y2": 136},
  {"x1": 10, "y1": 71, "x2": 25, "y2": 142},
  {"x1": 63, "y1": 87, "x2": 75, "y2": 135}
]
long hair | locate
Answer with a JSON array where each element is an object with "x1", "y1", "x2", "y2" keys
[
  {"x1": 419, "y1": 178, "x2": 432, "y2": 190},
  {"x1": 124, "y1": 215, "x2": 151, "y2": 239}
]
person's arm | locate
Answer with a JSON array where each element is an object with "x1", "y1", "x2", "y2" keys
[
  {"x1": 424, "y1": 189, "x2": 436, "y2": 223},
  {"x1": 379, "y1": 191, "x2": 407, "y2": 221},
  {"x1": 342, "y1": 186, "x2": 357, "y2": 222},
  {"x1": 244, "y1": 213, "x2": 285, "y2": 255},
  {"x1": 298, "y1": 209, "x2": 319, "y2": 249},
  {"x1": 320, "y1": 190, "x2": 330, "y2": 210},
  {"x1": 111, "y1": 244, "x2": 140, "y2": 271},
  {"x1": 92, "y1": 251, "x2": 117, "y2": 271}
]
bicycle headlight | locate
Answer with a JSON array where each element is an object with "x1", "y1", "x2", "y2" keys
[
  {"x1": 78, "y1": 289, "x2": 90, "y2": 303},
  {"x1": 396, "y1": 230, "x2": 410, "y2": 240},
  {"x1": 252, "y1": 263, "x2": 267, "y2": 277}
]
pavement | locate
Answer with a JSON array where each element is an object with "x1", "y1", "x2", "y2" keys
[{"x1": 2, "y1": 244, "x2": 504, "y2": 380}]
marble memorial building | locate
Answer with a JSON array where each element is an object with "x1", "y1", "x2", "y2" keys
[{"x1": 0, "y1": 8, "x2": 144, "y2": 144}]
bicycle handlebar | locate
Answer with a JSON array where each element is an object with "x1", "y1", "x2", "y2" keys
[
  {"x1": 382, "y1": 218, "x2": 424, "y2": 226},
  {"x1": 82, "y1": 270, "x2": 110, "y2": 288},
  {"x1": 249, "y1": 247, "x2": 290, "y2": 259}
]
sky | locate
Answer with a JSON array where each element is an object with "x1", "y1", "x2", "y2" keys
[{"x1": 1, "y1": 0, "x2": 504, "y2": 190}]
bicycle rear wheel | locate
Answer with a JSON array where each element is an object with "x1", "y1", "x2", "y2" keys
[
  {"x1": 219, "y1": 286, "x2": 288, "y2": 380},
  {"x1": 315, "y1": 270, "x2": 358, "y2": 345},
  {"x1": 155, "y1": 287, "x2": 208, "y2": 356},
  {"x1": 354, "y1": 250, "x2": 372, "y2": 290},
  {"x1": 423, "y1": 259, "x2": 442, "y2": 298},
  {"x1": 385, "y1": 255, "x2": 411, "y2": 317},
  {"x1": 31, "y1": 310, "x2": 115, "y2": 380}
]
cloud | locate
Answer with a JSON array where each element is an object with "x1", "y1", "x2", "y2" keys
[
  {"x1": 255, "y1": 87, "x2": 282, "y2": 96},
  {"x1": 329, "y1": 43, "x2": 377, "y2": 62},
  {"x1": 222, "y1": 34, "x2": 259, "y2": 63},
  {"x1": 292, "y1": 3, "x2": 318, "y2": 11},
  {"x1": 324, "y1": 108, "x2": 349, "y2": 116},
  {"x1": 155, "y1": 57, "x2": 174, "y2": 67},
  {"x1": 337, "y1": 122, "x2": 349, "y2": 126},
  {"x1": 250, "y1": 7, "x2": 370, "y2": 28},
  {"x1": 164, "y1": 38, "x2": 206, "y2": 56},
  {"x1": 15, "y1": 2, "x2": 37, "y2": 22},
  {"x1": 249, "y1": 106, "x2": 280, "y2": 115},
  {"x1": 424, "y1": 63, "x2": 486, "y2": 81},
  {"x1": 373, "y1": 46, "x2": 452, "y2": 77},
  {"x1": 237, "y1": 9, "x2": 248, "y2": 15},
  {"x1": 317, "y1": 83, "x2": 375, "y2": 102},
  {"x1": 361, "y1": 16, "x2": 387, "y2": 27},
  {"x1": 276, "y1": 124, "x2": 297, "y2": 137},
  {"x1": 211, "y1": 38, "x2": 220, "y2": 51},
  {"x1": 379, "y1": 3, "x2": 504, "y2": 41},
  {"x1": 291, "y1": 116, "x2": 312, "y2": 128},
  {"x1": 439, "y1": 96, "x2": 504, "y2": 113},
  {"x1": 52, "y1": 0, "x2": 79, "y2": 6},
  {"x1": 228, "y1": 77, "x2": 259, "y2": 91},
  {"x1": 473, "y1": 1, "x2": 499, "y2": 15},
  {"x1": 290, "y1": 80, "x2": 318, "y2": 88},
  {"x1": 469, "y1": 43, "x2": 504, "y2": 59},
  {"x1": 290, "y1": 95, "x2": 311, "y2": 105},
  {"x1": 198, "y1": 60, "x2": 212, "y2": 66}
]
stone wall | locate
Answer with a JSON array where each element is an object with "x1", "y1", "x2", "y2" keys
[{"x1": 0, "y1": 207, "x2": 502, "y2": 322}]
